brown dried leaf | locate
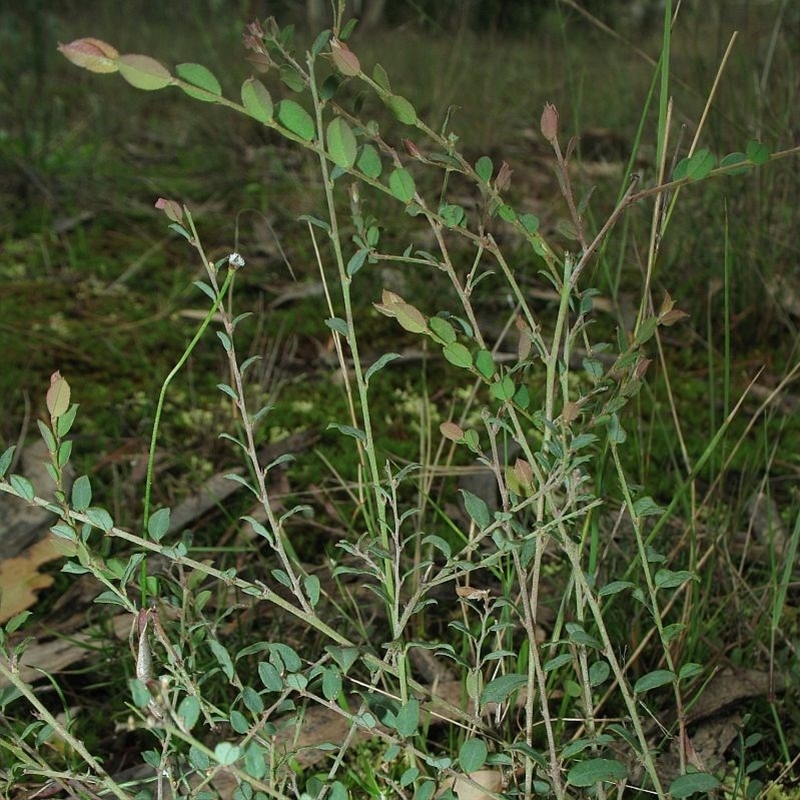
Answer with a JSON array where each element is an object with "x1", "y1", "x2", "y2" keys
[{"x1": 0, "y1": 535, "x2": 61, "y2": 622}]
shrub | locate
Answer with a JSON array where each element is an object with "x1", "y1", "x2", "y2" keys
[{"x1": 1, "y1": 2, "x2": 796, "y2": 798}]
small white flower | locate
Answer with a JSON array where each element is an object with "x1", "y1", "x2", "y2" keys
[{"x1": 228, "y1": 252, "x2": 246, "y2": 269}]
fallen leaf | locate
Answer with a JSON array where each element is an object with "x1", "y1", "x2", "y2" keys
[
  {"x1": 438, "y1": 769, "x2": 504, "y2": 799},
  {"x1": 0, "y1": 535, "x2": 62, "y2": 622}
]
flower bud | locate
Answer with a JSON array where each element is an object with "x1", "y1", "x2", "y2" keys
[
  {"x1": 58, "y1": 38, "x2": 119, "y2": 74},
  {"x1": 540, "y1": 102, "x2": 559, "y2": 143}
]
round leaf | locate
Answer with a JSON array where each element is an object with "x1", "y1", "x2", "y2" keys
[
  {"x1": 394, "y1": 697, "x2": 419, "y2": 737},
  {"x1": 147, "y1": 507, "x2": 171, "y2": 541},
  {"x1": 490, "y1": 375, "x2": 516, "y2": 401},
  {"x1": 214, "y1": 742, "x2": 241, "y2": 766},
  {"x1": 475, "y1": 155, "x2": 493, "y2": 182},
  {"x1": 459, "y1": 738, "x2": 488, "y2": 772},
  {"x1": 357, "y1": 144, "x2": 382, "y2": 178}
]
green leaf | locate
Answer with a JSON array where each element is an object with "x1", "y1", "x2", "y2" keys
[
  {"x1": 565, "y1": 623, "x2": 601, "y2": 649},
  {"x1": 258, "y1": 661, "x2": 283, "y2": 691},
  {"x1": 357, "y1": 143, "x2": 382, "y2": 178},
  {"x1": 277, "y1": 99, "x2": 315, "y2": 141},
  {"x1": 745, "y1": 139, "x2": 770, "y2": 165},
  {"x1": 326, "y1": 316, "x2": 349, "y2": 337},
  {"x1": 117, "y1": 54, "x2": 171, "y2": 91},
  {"x1": 177, "y1": 696, "x2": 200, "y2": 731},
  {"x1": 327, "y1": 422, "x2": 367, "y2": 442},
  {"x1": 459, "y1": 738, "x2": 488, "y2": 772},
  {"x1": 214, "y1": 742, "x2": 241, "y2": 766},
  {"x1": 71, "y1": 475, "x2": 92, "y2": 512},
  {"x1": 567, "y1": 757, "x2": 627, "y2": 787},
  {"x1": 460, "y1": 489, "x2": 490, "y2": 529},
  {"x1": 413, "y1": 779, "x2": 436, "y2": 800},
  {"x1": 327, "y1": 116, "x2": 358, "y2": 168},
  {"x1": 634, "y1": 669, "x2": 675, "y2": 694},
  {"x1": 86, "y1": 507, "x2": 114, "y2": 532},
  {"x1": 490, "y1": 375, "x2": 516, "y2": 402},
  {"x1": 520, "y1": 212, "x2": 540, "y2": 234},
  {"x1": 176, "y1": 63, "x2": 222, "y2": 101},
  {"x1": 372, "y1": 62, "x2": 391, "y2": 92},
  {"x1": 129, "y1": 678, "x2": 151, "y2": 709},
  {"x1": 365, "y1": 352, "x2": 402, "y2": 383},
  {"x1": 669, "y1": 772, "x2": 721, "y2": 798},
  {"x1": 481, "y1": 675, "x2": 527, "y2": 711},
  {"x1": 497, "y1": 204, "x2": 517, "y2": 222},
  {"x1": 89, "y1": 593, "x2": 128, "y2": 608},
  {"x1": 679, "y1": 662, "x2": 703, "y2": 681},
  {"x1": 304, "y1": 574, "x2": 320, "y2": 607},
  {"x1": 230, "y1": 709, "x2": 249, "y2": 734},
  {"x1": 634, "y1": 316, "x2": 658, "y2": 346},
  {"x1": 543, "y1": 653, "x2": 573, "y2": 672},
  {"x1": 325, "y1": 646, "x2": 360, "y2": 674},
  {"x1": 439, "y1": 203, "x2": 465, "y2": 228},
  {"x1": 241, "y1": 78, "x2": 273, "y2": 122},
  {"x1": 655, "y1": 568, "x2": 697, "y2": 589},
  {"x1": 5, "y1": 611, "x2": 31, "y2": 634},
  {"x1": 401, "y1": 766, "x2": 419, "y2": 787},
  {"x1": 147, "y1": 507, "x2": 171, "y2": 542},
  {"x1": 632, "y1": 495, "x2": 664, "y2": 516},
  {"x1": 663, "y1": 622, "x2": 686, "y2": 642},
  {"x1": 347, "y1": 247, "x2": 369, "y2": 277},
  {"x1": 297, "y1": 214, "x2": 331, "y2": 233},
  {"x1": 270, "y1": 642, "x2": 302, "y2": 673},
  {"x1": 394, "y1": 697, "x2": 419, "y2": 737},
  {"x1": 0, "y1": 445, "x2": 16, "y2": 479},
  {"x1": 429, "y1": 316, "x2": 456, "y2": 344},
  {"x1": 475, "y1": 155, "x2": 493, "y2": 182},
  {"x1": 674, "y1": 149, "x2": 716, "y2": 181},
  {"x1": 209, "y1": 639, "x2": 235, "y2": 681},
  {"x1": 329, "y1": 781, "x2": 348, "y2": 800},
  {"x1": 607, "y1": 413, "x2": 626, "y2": 444},
  {"x1": 720, "y1": 151, "x2": 749, "y2": 174},
  {"x1": 322, "y1": 666, "x2": 342, "y2": 700},
  {"x1": 242, "y1": 686, "x2": 264, "y2": 714},
  {"x1": 279, "y1": 64, "x2": 304, "y2": 92},
  {"x1": 384, "y1": 93, "x2": 417, "y2": 124},
  {"x1": 244, "y1": 741, "x2": 267, "y2": 780},
  {"x1": 589, "y1": 660, "x2": 610, "y2": 687},
  {"x1": 395, "y1": 302, "x2": 427, "y2": 333},
  {"x1": 189, "y1": 744, "x2": 210, "y2": 771},
  {"x1": 421, "y1": 534, "x2": 451, "y2": 559},
  {"x1": 389, "y1": 167, "x2": 416, "y2": 202},
  {"x1": 598, "y1": 580, "x2": 636, "y2": 597},
  {"x1": 474, "y1": 349, "x2": 495, "y2": 380},
  {"x1": 56, "y1": 404, "x2": 79, "y2": 438},
  {"x1": 442, "y1": 341, "x2": 472, "y2": 368}
]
